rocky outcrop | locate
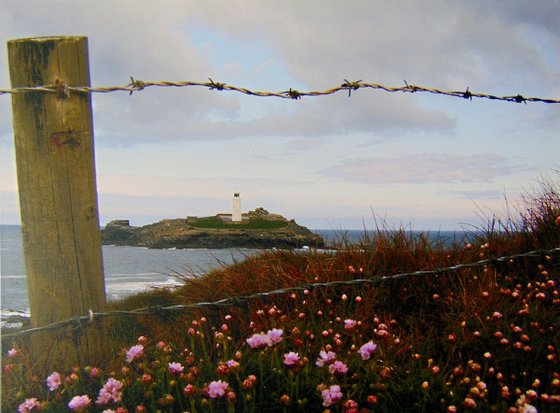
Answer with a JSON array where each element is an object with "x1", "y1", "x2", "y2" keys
[{"x1": 101, "y1": 216, "x2": 324, "y2": 249}]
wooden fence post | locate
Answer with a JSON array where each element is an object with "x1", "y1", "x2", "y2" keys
[{"x1": 7, "y1": 36, "x2": 106, "y2": 368}]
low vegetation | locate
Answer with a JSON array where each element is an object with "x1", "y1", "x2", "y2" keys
[
  {"x1": 187, "y1": 215, "x2": 289, "y2": 230},
  {"x1": 2, "y1": 176, "x2": 560, "y2": 412}
]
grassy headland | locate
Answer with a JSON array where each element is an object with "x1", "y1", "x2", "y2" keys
[
  {"x1": 101, "y1": 209, "x2": 323, "y2": 249},
  {"x1": 2, "y1": 177, "x2": 560, "y2": 412},
  {"x1": 187, "y1": 215, "x2": 289, "y2": 230}
]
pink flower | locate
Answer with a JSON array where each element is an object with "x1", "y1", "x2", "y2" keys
[
  {"x1": 519, "y1": 403, "x2": 537, "y2": 413},
  {"x1": 246, "y1": 333, "x2": 268, "y2": 349},
  {"x1": 68, "y1": 395, "x2": 92, "y2": 412},
  {"x1": 328, "y1": 360, "x2": 349, "y2": 375},
  {"x1": 18, "y1": 398, "x2": 40, "y2": 413},
  {"x1": 246, "y1": 329, "x2": 284, "y2": 349},
  {"x1": 345, "y1": 399, "x2": 359, "y2": 413},
  {"x1": 266, "y1": 328, "x2": 283, "y2": 345},
  {"x1": 126, "y1": 344, "x2": 144, "y2": 363},
  {"x1": 96, "y1": 378, "x2": 123, "y2": 405},
  {"x1": 226, "y1": 359, "x2": 240, "y2": 370},
  {"x1": 516, "y1": 395, "x2": 538, "y2": 413},
  {"x1": 207, "y1": 380, "x2": 229, "y2": 398},
  {"x1": 344, "y1": 319, "x2": 357, "y2": 330},
  {"x1": 7, "y1": 348, "x2": 18, "y2": 358},
  {"x1": 283, "y1": 352, "x2": 300, "y2": 366},
  {"x1": 321, "y1": 385, "x2": 343, "y2": 407},
  {"x1": 316, "y1": 350, "x2": 337, "y2": 367},
  {"x1": 359, "y1": 341, "x2": 378, "y2": 360},
  {"x1": 46, "y1": 372, "x2": 62, "y2": 391},
  {"x1": 183, "y1": 383, "x2": 197, "y2": 396},
  {"x1": 376, "y1": 329, "x2": 389, "y2": 338},
  {"x1": 168, "y1": 362, "x2": 184, "y2": 375},
  {"x1": 463, "y1": 397, "x2": 476, "y2": 409}
]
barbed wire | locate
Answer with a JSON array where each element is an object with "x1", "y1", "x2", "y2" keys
[
  {"x1": 0, "y1": 78, "x2": 559, "y2": 104},
  {"x1": 2, "y1": 246, "x2": 559, "y2": 340}
]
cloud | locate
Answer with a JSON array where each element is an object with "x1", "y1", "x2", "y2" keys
[
  {"x1": 0, "y1": 1, "x2": 234, "y2": 145},
  {"x1": 322, "y1": 153, "x2": 532, "y2": 184},
  {"x1": 447, "y1": 189, "x2": 505, "y2": 200},
  {"x1": 7, "y1": 0, "x2": 535, "y2": 147},
  {"x1": 188, "y1": 0, "x2": 558, "y2": 90},
  {"x1": 90, "y1": 91, "x2": 455, "y2": 145},
  {"x1": 496, "y1": 2, "x2": 560, "y2": 35}
]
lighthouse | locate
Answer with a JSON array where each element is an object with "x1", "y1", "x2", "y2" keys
[{"x1": 232, "y1": 193, "x2": 242, "y2": 222}]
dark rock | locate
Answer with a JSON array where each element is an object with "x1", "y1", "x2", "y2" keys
[
  {"x1": 101, "y1": 220, "x2": 139, "y2": 245},
  {"x1": 101, "y1": 215, "x2": 324, "y2": 249}
]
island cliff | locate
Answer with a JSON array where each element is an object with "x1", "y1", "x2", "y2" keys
[{"x1": 101, "y1": 209, "x2": 324, "y2": 249}]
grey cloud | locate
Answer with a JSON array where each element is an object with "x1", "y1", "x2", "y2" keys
[
  {"x1": 176, "y1": 93, "x2": 453, "y2": 140},
  {"x1": 1, "y1": 1, "x2": 557, "y2": 147},
  {"x1": 92, "y1": 90, "x2": 454, "y2": 145},
  {"x1": 495, "y1": 2, "x2": 560, "y2": 35},
  {"x1": 92, "y1": 90, "x2": 241, "y2": 145},
  {"x1": 448, "y1": 189, "x2": 505, "y2": 200},
  {"x1": 322, "y1": 153, "x2": 532, "y2": 184},
  {"x1": 0, "y1": 1, "x2": 233, "y2": 145},
  {"x1": 189, "y1": 1, "x2": 558, "y2": 89}
]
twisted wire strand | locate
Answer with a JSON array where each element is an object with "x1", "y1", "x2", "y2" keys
[
  {"x1": 0, "y1": 79, "x2": 558, "y2": 104},
  {"x1": 2, "y1": 246, "x2": 558, "y2": 340}
]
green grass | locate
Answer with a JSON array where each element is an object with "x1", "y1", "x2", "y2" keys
[{"x1": 188, "y1": 215, "x2": 289, "y2": 230}]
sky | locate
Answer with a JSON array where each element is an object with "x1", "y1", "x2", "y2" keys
[{"x1": 1, "y1": 0, "x2": 559, "y2": 231}]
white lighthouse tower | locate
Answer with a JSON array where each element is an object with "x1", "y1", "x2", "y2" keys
[{"x1": 232, "y1": 192, "x2": 242, "y2": 222}]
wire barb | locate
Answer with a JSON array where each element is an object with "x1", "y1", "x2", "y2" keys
[
  {"x1": 286, "y1": 88, "x2": 302, "y2": 100},
  {"x1": 514, "y1": 94, "x2": 526, "y2": 104},
  {"x1": 404, "y1": 80, "x2": 418, "y2": 93},
  {"x1": 128, "y1": 76, "x2": 145, "y2": 95},
  {"x1": 342, "y1": 79, "x2": 362, "y2": 97},
  {"x1": 208, "y1": 78, "x2": 225, "y2": 91}
]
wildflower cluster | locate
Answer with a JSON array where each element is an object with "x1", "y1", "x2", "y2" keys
[{"x1": 5, "y1": 288, "x2": 399, "y2": 412}]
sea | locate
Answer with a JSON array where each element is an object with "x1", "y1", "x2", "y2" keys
[{"x1": 0, "y1": 225, "x2": 472, "y2": 328}]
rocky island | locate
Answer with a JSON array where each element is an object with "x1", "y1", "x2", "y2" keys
[{"x1": 101, "y1": 208, "x2": 325, "y2": 249}]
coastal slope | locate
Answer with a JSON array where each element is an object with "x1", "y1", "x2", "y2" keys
[{"x1": 101, "y1": 210, "x2": 324, "y2": 249}]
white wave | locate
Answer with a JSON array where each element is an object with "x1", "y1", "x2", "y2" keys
[
  {"x1": 156, "y1": 277, "x2": 183, "y2": 286},
  {"x1": 1, "y1": 309, "x2": 31, "y2": 329},
  {"x1": 1, "y1": 321, "x2": 25, "y2": 329},
  {"x1": 108, "y1": 272, "x2": 162, "y2": 277},
  {"x1": 1, "y1": 309, "x2": 30, "y2": 318},
  {"x1": 106, "y1": 278, "x2": 181, "y2": 294}
]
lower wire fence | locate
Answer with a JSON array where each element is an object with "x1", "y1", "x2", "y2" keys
[{"x1": 2, "y1": 246, "x2": 559, "y2": 340}]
